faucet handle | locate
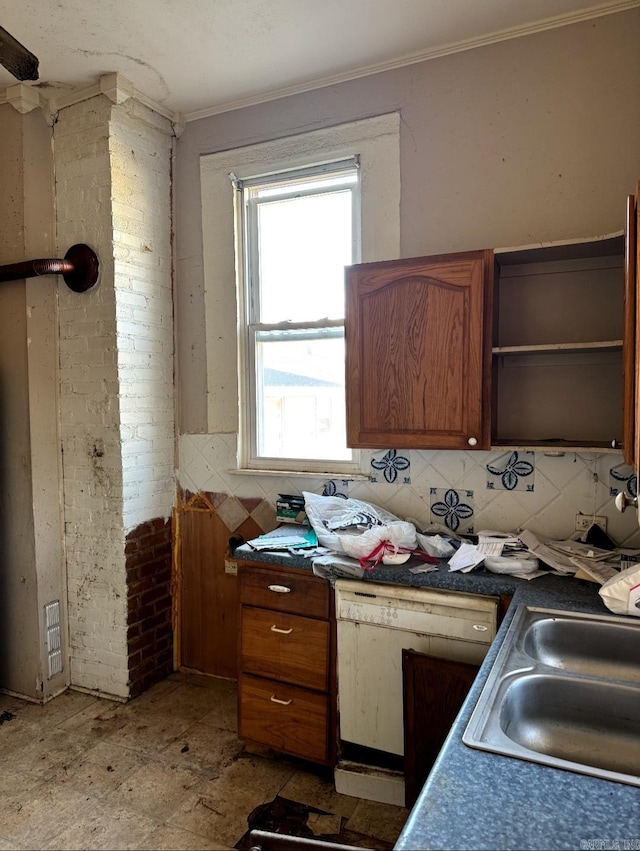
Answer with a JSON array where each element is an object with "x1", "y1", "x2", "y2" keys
[{"x1": 615, "y1": 491, "x2": 638, "y2": 513}]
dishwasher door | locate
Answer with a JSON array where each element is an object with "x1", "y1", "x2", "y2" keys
[{"x1": 335, "y1": 580, "x2": 497, "y2": 756}]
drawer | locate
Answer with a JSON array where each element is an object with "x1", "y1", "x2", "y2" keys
[
  {"x1": 239, "y1": 673, "x2": 329, "y2": 764},
  {"x1": 239, "y1": 564, "x2": 329, "y2": 619},
  {"x1": 241, "y1": 606, "x2": 329, "y2": 691}
]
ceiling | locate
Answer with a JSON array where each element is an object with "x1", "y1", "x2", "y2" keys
[{"x1": 0, "y1": 0, "x2": 637, "y2": 120}]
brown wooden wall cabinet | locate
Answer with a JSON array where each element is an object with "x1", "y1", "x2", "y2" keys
[
  {"x1": 345, "y1": 250, "x2": 494, "y2": 450},
  {"x1": 237, "y1": 560, "x2": 336, "y2": 766},
  {"x1": 346, "y1": 194, "x2": 637, "y2": 454}
]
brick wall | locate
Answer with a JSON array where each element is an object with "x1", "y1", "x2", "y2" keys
[
  {"x1": 55, "y1": 91, "x2": 175, "y2": 698},
  {"x1": 126, "y1": 518, "x2": 173, "y2": 698}
]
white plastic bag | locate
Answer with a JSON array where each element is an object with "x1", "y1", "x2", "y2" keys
[
  {"x1": 337, "y1": 521, "x2": 417, "y2": 563},
  {"x1": 599, "y1": 564, "x2": 640, "y2": 617},
  {"x1": 303, "y1": 491, "x2": 401, "y2": 552},
  {"x1": 416, "y1": 533, "x2": 456, "y2": 558}
]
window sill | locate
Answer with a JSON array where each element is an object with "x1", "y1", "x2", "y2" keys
[{"x1": 228, "y1": 468, "x2": 370, "y2": 480}]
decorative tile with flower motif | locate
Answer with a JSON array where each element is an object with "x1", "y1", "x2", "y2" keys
[
  {"x1": 430, "y1": 488, "x2": 474, "y2": 533},
  {"x1": 609, "y1": 462, "x2": 638, "y2": 499},
  {"x1": 370, "y1": 449, "x2": 411, "y2": 484},
  {"x1": 486, "y1": 450, "x2": 535, "y2": 492},
  {"x1": 322, "y1": 480, "x2": 350, "y2": 499}
]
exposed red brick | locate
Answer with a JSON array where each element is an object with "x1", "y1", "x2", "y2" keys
[{"x1": 126, "y1": 515, "x2": 173, "y2": 697}]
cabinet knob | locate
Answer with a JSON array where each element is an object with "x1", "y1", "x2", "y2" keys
[
  {"x1": 611, "y1": 439, "x2": 620, "y2": 449},
  {"x1": 268, "y1": 584, "x2": 291, "y2": 594},
  {"x1": 467, "y1": 437, "x2": 478, "y2": 447},
  {"x1": 270, "y1": 625, "x2": 293, "y2": 635},
  {"x1": 270, "y1": 695, "x2": 292, "y2": 706}
]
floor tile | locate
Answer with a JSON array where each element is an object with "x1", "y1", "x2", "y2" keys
[
  {"x1": 345, "y1": 797, "x2": 410, "y2": 843},
  {"x1": 169, "y1": 788, "x2": 259, "y2": 846},
  {"x1": 53, "y1": 740, "x2": 152, "y2": 796},
  {"x1": 148, "y1": 680, "x2": 237, "y2": 727},
  {"x1": 135, "y1": 824, "x2": 232, "y2": 850},
  {"x1": 0, "y1": 674, "x2": 406, "y2": 851},
  {"x1": 3, "y1": 690, "x2": 99, "y2": 728},
  {"x1": 39, "y1": 797, "x2": 158, "y2": 850},
  {"x1": 161, "y1": 720, "x2": 244, "y2": 778},
  {"x1": 280, "y1": 768, "x2": 359, "y2": 818},
  {"x1": 103, "y1": 710, "x2": 192, "y2": 755},
  {"x1": 57, "y1": 697, "x2": 126, "y2": 737},
  {"x1": 111, "y1": 760, "x2": 202, "y2": 820},
  {"x1": 307, "y1": 811, "x2": 342, "y2": 835},
  {"x1": 201, "y1": 753, "x2": 295, "y2": 801},
  {"x1": 169, "y1": 753, "x2": 293, "y2": 846},
  {"x1": 0, "y1": 783, "x2": 93, "y2": 848}
]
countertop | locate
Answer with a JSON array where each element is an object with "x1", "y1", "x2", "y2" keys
[{"x1": 234, "y1": 543, "x2": 640, "y2": 850}]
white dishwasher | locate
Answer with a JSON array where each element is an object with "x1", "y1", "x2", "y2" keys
[{"x1": 334, "y1": 579, "x2": 498, "y2": 805}]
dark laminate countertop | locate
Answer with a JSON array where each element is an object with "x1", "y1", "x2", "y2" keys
[{"x1": 234, "y1": 542, "x2": 640, "y2": 851}]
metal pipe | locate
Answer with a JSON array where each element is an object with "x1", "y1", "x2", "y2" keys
[{"x1": 0, "y1": 244, "x2": 99, "y2": 292}]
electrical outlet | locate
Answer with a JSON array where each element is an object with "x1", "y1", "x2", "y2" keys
[
  {"x1": 224, "y1": 559, "x2": 238, "y2": 575},
  {"x1": 575, "y1": 514, "x2": 607, "y2": 532}
]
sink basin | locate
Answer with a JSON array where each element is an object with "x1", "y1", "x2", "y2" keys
[
  {"x1": 463, "y1": 606, "x2": 640, "y2": 786},
  {"x1": 522, "y1": 616, "x2": 640, "y2": 683},
  {"x1": 500, "y1": 673, "x2": 640, "y2": 777}
]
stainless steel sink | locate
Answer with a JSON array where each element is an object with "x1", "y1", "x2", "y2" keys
[
  {"x1": 463, "y1": 606, "x2": 640, "y2": 786},
  {"x1": 522, "y1": 615, "x2": 640, "y2": 683}
]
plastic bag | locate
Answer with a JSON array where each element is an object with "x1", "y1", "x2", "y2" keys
[
  {"x1": 303, "y1": 491, "x2": 401, "y2": 552},
  {"x1": 416, "y1": 532, "x2": 456, "y2": 558},
  {"x1": 337, "y1": 521, "x2": 417, "y2": 564},
  {"x1": 599, "y1": 564, "x2": 640, "y2": 617}
]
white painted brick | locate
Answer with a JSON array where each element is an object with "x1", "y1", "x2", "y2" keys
[{"x1": 54, "y1": 92, "x2": 174, "y2": 697}]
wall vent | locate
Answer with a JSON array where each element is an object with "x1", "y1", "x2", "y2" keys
[{"x1": 44, "y1": 601, "x2": 63, "y2": 679}]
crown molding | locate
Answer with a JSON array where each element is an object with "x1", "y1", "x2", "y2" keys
[
  {"x1": 1, "y1": 72, "x2": 183, "y2": 133},
  {"x1": 0, "y1": 82, "x2": 42, "y2": 113},
  {"x1": 184, "y1": 0, "x2": 640, "y2": 122},
  {"x1": 52, "y1": 72, "x2": 183, "y2": 132}
]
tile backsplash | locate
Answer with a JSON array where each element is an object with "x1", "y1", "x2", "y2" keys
[{"x1": 178, "y1": 434, "x2": 640, "y2": 547}]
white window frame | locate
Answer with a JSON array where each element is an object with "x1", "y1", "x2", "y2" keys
[
  {"x1": 237, "y1": 160, "x2": 359, "y2": 472},
  {"x1": 200, "y1": 113, "x2": 400, "y2": 476}
]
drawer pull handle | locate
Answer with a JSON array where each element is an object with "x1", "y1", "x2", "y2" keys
[
  {"x1": 271, "y1": 625, "x2": 293, "y2": 635},
  {"x1": 270, "y1": 695, "x2": 292, "y2": 706},
  {"x1": 472, "y1": 624, "x2": 489, "y2": 631},
  {"x1": 268, "y1": 584, "x2": 292, "y2": 594}
]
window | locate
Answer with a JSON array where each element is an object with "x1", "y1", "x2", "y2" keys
[
  {"x1": 199, "y1": 112, "x2": 400, "y2": 475},
  {"x1": 236, "y1": 161, "x2": 359, "y2": 471}
]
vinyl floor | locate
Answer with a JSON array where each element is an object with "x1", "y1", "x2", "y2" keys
[{"x1": 0, "y1": 672, "x2": 408, "y2": 849}]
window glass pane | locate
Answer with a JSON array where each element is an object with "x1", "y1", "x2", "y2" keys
[
  {"x1": 255, "y1": 331, "x2": 349, "y2": 461},
  {"x1": 257, "y1": 189, "x2": 353, "y2": 323}
]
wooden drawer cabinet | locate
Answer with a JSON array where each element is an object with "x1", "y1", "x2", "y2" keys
[
  {"x1": 241, "y1": 606, "x2": 329, "y2": 691},
  {"x1": 239, "y1": 564, "x2": 329, "y2": 618},
  {"x1": 239, "y1": 674, "x2": 329, "y2": 764},
  {"x1": 237, "y1": 560, "x2": 335, "y2": 766}
]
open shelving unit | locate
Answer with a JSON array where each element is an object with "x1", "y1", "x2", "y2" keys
[{"x1": 491, "y1": 235, "x2": 625, "y2": 450}]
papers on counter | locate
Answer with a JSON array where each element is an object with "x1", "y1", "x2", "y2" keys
[
  {"x1": 448, "y1": 532, "x2": 533, "y2": 574},
  {"x1": 446, "y1": 528, "x2": 630, "y2": 583},
  {"x1": 246, "y1": 525, "x2": 318, "y2": 551}
]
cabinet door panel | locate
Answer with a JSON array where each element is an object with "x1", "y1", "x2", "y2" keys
[
  {"x1": 403, "y1": 650, "x2": 478, "y2": 809},
  {"x1": 346, "y1": 251, "x2": 492, "y2": 449},
  {"x1": 241, "y1": 606, "x2": 329, "y2": 691},
  {"x1": 628, "y1": 189, "x2": 639, "y2": 468}
]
